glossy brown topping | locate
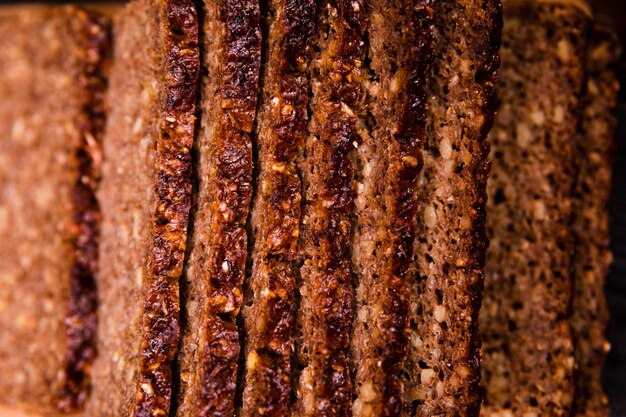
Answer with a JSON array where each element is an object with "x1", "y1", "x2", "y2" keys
[
  {"x1": 132, "y1": 1, "x2": 199, "y2": 416},
  {"x1": 296, "y1": 0, "x2": 366, "y2": 415},
  {"x1": 59, "y1": 8, "x2": 110, "y2": 413},
  {"x1": 240, "y1": 0, "x2": 314, "y2": 415},
  {"x1": 351, "y1": 0, "x2": 434, "y2": 415}
]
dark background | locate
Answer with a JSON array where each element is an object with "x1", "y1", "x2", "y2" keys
[{"x1": 593, "y1": 0, "x2": 626, "y2": 415}]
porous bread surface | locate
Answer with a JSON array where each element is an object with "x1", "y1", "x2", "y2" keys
[
  {"x1": 404, "y1": 0, "x2": 500, "y2": 415},
  {"x1": 0, "y1": 6, "x2": 108, "y2": 414},
  {"x1": 295, "y1": 1, "x2": 366, "y2": 415},
  {"x1": 350, "y1": 0, "x2": 434, "y2": 416},
  {"x1": 571, "y1": 27, "x2": 620, "y2": 417},
  {"x1": 87, "y1": 0, "x2": 198, "y2": 416},
  {"x1": 175, "y1": 0, "x2": 260, "y2": 415},
  {"x1": 481, "y1": 3, "x2": 590, "y2": 416},
  {"x1": 240, "y1": 0, "x2": 314, "y2": 415}
]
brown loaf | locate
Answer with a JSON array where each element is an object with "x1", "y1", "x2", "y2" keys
[
  {"x1": 481, "y1": 2, "x2": 591, "y2": 416},
  {"x1": 240, "y1": 0, "x2": 314, "y2": 415},
  {"x1": 174, "y1": 0, "x2": 261, "y2": 415},
  {"x1": 0, "y1": 6, "x2": 109, "y2": 414},
  {"x1": 86, "y1": 0, "x2": 199, "y2": 415},
  {"x1": 571, "y1": 27, "x2": 620, "y2": 417}
]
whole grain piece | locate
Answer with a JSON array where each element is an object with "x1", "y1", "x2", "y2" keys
[
  {"x1": 174, "y1": 0, "x2": 261, "y2": 415},
  {"x1": 351, "y1": 0, "x2": 435, "y2": 416},
  {"x1": 401, "y1": 0, "x2": 501, "y2": 415},
  {"x1": 86, "y1": 0, "x2": 199, "y2": 415},
  {"x1": 481, "y1": 1, "x2": 591, "y2": 416},
  {"x1": 0, "y1": 6, "x2": 109, "y2": 414},
  {"x1": 240, "y1": 0, "x2": 314, "y2": 415},
  {"x1": 295, "y1": 0, "x2": 366, "y2": 415},
  {"x1": 571, "y1": 27, "x2": 621, "y2": 417}
]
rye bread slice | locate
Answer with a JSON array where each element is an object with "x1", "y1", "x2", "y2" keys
[
  {"x1": 239, "y1": 0, "x2": 314, "y2": 416},
  {"x1": 571, "y1": 27, "x2": 621, "y2": 417},
  {"x1": 174, "y1": 0, "x2": 261, "y2": 415},
  {"x1": 294, "y1": 1, "x2": 367, "y2": 415},
  {"x1": 86, "y1": 0, "x2": 199, "y2": 416},
  {"x1": 351, "y1": 1, "x2": 434, "y2": 416},
  {"x1": 481, "y1": 1, "x2": 591, "y2": 415},
  {"x1": 0, "y1": 6, "x2": 109, "y2": 414},
  {"x1": 399, "y1": 0, "x2": 500, "y2": 415}
]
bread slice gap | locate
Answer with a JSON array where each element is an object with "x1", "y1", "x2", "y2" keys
[
  {"x1": 87, "y1": 0, "x2": 199, "y2": 415},
  {"x1": 0, "y1": 6, "x2": 109, "y2": 414},
  {"x1": 238, "y1": 0, "x2": 314, "y2": 415},
  {"x1": 174, "y1": 0, "x2": 261, "y2": 415},
  {"x1": 571, "y1": 26, "x2": 621, "y2": 417},
  {"x1": 481, "y1": 2, "x2": 591, "y2": 415}
]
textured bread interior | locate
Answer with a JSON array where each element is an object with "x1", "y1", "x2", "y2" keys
[
  {"x1": 175, "y1": 0, "x2": 260, "y2": 415},
  {"x1": 87, "y1": 0, "x2": 198, "y2": 415},
  {"x1": 351, "y1": 0, "x2": 432, "y2": 416},
  {"x1": 0, "y1": 6, "x2": 107, "y2": 414},
  {"x1": 87, "y1": 2, "x2": 160, "y2": 414},
  {"x1": 405, "y1": 0, "x2": 499, "y2": 415},
  {"x1": 294, "y1": 0, "x2": 364, "y2": 414},
  {"x1": 571, "y1": 27, "x2": 620, "y2": 417},
  {"x1": 481, "y1": 3, "x2": 591, "y2": 416}
]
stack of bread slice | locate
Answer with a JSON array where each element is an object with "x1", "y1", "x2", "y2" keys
[{"x1": 0, "y1": 0, "x2": 619, "y2": 416}]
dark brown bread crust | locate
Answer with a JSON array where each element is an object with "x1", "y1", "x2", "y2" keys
[
  {"x1": 571, "y1": 27, "x2": 620, "y2": 417},
  {"x1": 175, "y1": 0, "x2": 260, "y2": 415},
  {"x1": 133, "y1": 1, "x2": 199, "y2": 416},
  {"x1": 403, "y1": 0, "x2": 500, "y2": 415},
  {"x1": 240, "y1": 0, "x2": 314, "y2": 415},
  {"x1": 295, "y1": 1, "x2": 366, "y2": 415},
  {"x1": 481, "y1": 3, "x2": 591, "y2": 416},
  {"x1": 59, "y1": 9, "x2": 109, "y2": 413},
  {"x1": 351, "y1": 1, "x2": 434, "y2": 416}
]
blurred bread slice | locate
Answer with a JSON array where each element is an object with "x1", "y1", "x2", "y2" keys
[
  {"x1": 0, "y1": 5, "x2": 109, "y2": 414},
  {"x1": 481, "y1": 1, "x2": 593, "y2": 415},
  {"x1": 571, "y1": 26, "x2": 621, "y2": 417}
]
